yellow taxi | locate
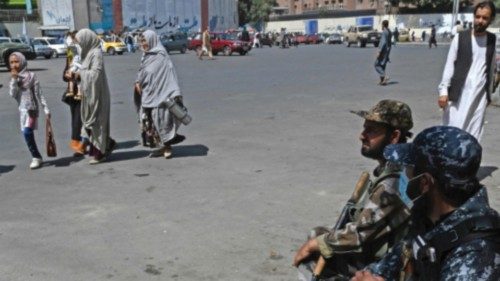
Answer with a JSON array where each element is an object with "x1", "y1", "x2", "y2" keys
[{"x1": 99, "y1": 36, "x2": 126, "y2": 55}]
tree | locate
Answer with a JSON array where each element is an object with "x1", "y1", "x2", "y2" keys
[
  {"x1": 238, "y1": 0, "x2": 277, "y2": 26},
  {"x1": 399, "y1": 0, "x2": 472, "y2": 9}
]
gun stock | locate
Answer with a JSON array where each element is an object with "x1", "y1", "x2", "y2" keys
[{"x1": 311, "y1": 171, "x2": 370, "y2": 280}]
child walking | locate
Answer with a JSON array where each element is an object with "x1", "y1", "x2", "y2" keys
[{"x1": 8, "y1": 52, "x2": 50, "y2": 169}]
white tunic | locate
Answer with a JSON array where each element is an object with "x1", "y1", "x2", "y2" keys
[{"x1": 438, "y1": 33, "x2": 489, "y2": 141}]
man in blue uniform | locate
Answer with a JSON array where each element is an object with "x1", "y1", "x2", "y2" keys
[{"x1": 352, "y1": 126, "x2": 500, "y2": 281}]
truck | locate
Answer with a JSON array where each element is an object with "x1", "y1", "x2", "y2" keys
[{"x1": 344, "y1": 25, "x2": 381, "y2": 48}]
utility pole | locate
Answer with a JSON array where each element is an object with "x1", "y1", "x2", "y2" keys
[{"x1": 451, "y1": 0, "x2": 459, "y2": 32}]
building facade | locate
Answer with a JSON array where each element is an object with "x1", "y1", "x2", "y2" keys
[{"x1": 274, "y1": 0, "x2": 388, "y2": 15}]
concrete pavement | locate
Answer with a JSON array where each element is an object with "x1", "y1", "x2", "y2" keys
[{"x1": 0, "y1": 43, "x2": 498, "y2": 280}]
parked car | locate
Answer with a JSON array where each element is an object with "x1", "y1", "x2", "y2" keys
[
  {"x1": 31, "y1": 38, "x2": 55, "y2": 59},
  {"x1": 326, "y1": 32, "x2": 343, "y2": 44},
  {"x1": 344, "y1": 25, "x2": 381, "y2": 48},
  {"x1": 100, "y1": 36, "x2": 126, "y2": 55},
  {"x1": 294, "y1": 34, "x2": 309, "y2": 44},
  {"x1": 259, "y1": 34, "x2": 273, "y2": 47},
  {"x1": 307, "y1": 34, "x2": 323, "y2": 44},
  {"x1": 160, "y1": 33, "x2": 188, "y2": 54},
  {"x1": 0, "y1": 37, "x2": 36, "y2": 68},
  {"x1": 188, "y1": 32, "x2": 251, "y2": 56},
  {"x1": 33, "y1": 37, "x2": 66, "y2": 58}
]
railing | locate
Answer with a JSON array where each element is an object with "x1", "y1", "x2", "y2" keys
[{"x1": 0, "y1": 9, "x2": 40, "y2": 22}]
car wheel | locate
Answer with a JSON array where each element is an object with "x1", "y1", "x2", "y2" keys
[
  {"x1": 117, "y1": 52, "x2": 123, "y2": 55},
  {"x1": 181, "y1": 45, "x2": 187, "y2": 54},
  {"x1": 239, "y1": 51, "x2": 247, "y2": 55},
  {"x1": 44, "y1": 54, "x2": 51, "y2": 59},
  {"x1": 345, "y1": 40, "x2": 351, "y2": 47},
  {"x1": 223, "y1": 46, "x2": 232, "y2": 56},
  {"x1": 213, "y1": 51, "x2": 219, "y2": 56},
  {"x1": 373, "y1": 42, "x2": 379, "y2": 47},
  {"x1": 107, "y1": 47, "x2": 116, "y2": 55}
]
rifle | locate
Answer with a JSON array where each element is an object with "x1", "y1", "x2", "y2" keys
[{"x1": 311, "y1": 171, "x2": 370, "y2": 281}]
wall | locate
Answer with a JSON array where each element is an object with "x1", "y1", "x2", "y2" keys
[
  {"x1": 207, "y1": 0, "x2": 238, "y2": 32},
  {"x1": 266, "y1": 13, "x2": 475, "y2": 34},
  {"x1": 40, "y1": 0, "x2": 75, "y2": 29},
  {"x1": 2, "y1": 21, "x2": 42, "y2": 37},
  {"x1": 122, "y1": 0, "x2": 202, "y2": 35}
]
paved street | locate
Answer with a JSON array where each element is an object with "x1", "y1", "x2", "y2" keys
[{"x1": 0, "y1": 43, "x2": 499, "y2": 280}]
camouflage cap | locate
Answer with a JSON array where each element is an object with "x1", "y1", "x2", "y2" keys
[
  {"x1": 350, "y1": 100, "x2": 413, "y2": 132},
  {"x1": 383, "y1": 126, "x2": 482, "y2": 187}
]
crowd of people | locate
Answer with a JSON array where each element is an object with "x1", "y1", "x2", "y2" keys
[
  {"x1": 3, "y1": 1, "x2": 500, "y2": 280},
  {"x1": 7, "y1": 28, "x2": 187, "y2": 168}
]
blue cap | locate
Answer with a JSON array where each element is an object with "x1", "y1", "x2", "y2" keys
[{"x1": 384, "y1": 126, "x2": 482, "y2": 185}]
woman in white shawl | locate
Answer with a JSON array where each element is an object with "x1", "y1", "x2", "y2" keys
[
  {"x1": 75, "y1": 29, "x2": 116, "y2": 164},
  {"x1": 135, "y1": 30, "x2": 185, "y2": 158}
]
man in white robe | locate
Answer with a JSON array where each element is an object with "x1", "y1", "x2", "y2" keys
[{"x1": 438, "y1": 1, "x2": 498, "y2": 141}]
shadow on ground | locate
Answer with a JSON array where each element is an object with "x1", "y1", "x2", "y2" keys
[
  {"x1": 116, "y1": 140, "x2": 140, "y2": 150},
  {"x1": 45, "y1": 155, "x2": 84, "y2": 167},
  {"x1": 108, "y1": 150, "x2": 150, "y2": 163},
  {"x1": 477, "y1": 166, "x2": 498, "y2": 181},
  {"x1": 0, "y1": 165, "x2": 15, "y2": 175},
  {"x1": 172, "y1": 144, "x2": 209, "y2": 158}
]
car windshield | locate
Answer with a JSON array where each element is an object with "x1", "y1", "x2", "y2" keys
[
  {"x1": 358, "y1": 26, "x2": 373, "y2": 32},
  {"x1": 222, "y1": 33, "x2": 238, "y2": 40},
  {"x1": 47, "y1": 38, "x2": 59, "y2": 44},
  {"x1": 103, "y1": 37, "x2": 121, "y2": 43},
  {"x1": 0, "y1": 38, "x2": 10, "y2": 43},
  {"x1": 33, "y1": 39, "x2": 48, "y2": 45}
]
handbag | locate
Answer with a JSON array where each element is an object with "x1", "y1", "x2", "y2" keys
[{"x1": 45, "y1": 118, "x2": 57, "y2": 157}]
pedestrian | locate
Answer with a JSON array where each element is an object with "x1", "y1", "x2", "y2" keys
[
  {"x1": 293, "y1": 100, "x2": 414, "y2": 280},
  {"x1": 393, "y1": 27, "x2": 399, "y2": 45},
  {"x1": 125, "y1": 33, "x2": 135, "y2": 53},
  {"x1": 375, "y1": 20, "x2": 392, "y2": 85},
  {"x1": 241, "y1": 26, "x2": 250, "y2": 42},
  {"x1": 429, "y1": 25, "x2": 437, "y2": 48},
  {"x1": 198, "y1": 27, "x2": 213, "y2": 60},
  {"x1": 352, "y1": 126, "x2": 500, "y2": 281},
  {"x1": 451, "y1": 20, "x2": 463, "y2": 38},
  {"x1": 421, "y1": 30, "x2": 426, "y2": 42},
  {"x1": 253, "y1": 32, "x2": 261, "y2": 48},
  {"x1": 74, "y1": 29, "x2": 116, "y2": 164},
  {"x1": 135, "y1": 30, "x2": 186, "y2": 159},
  {"x1": 7, "y1": 52, "x2": 50, "y2": 169},
  {"x1": 437, "y1": 1, "x2": 498, "y2": 141},
  {"x1": 62, "y1": 30, "x2": 85, "y2": 157}
]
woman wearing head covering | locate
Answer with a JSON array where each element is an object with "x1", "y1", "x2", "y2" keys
[
  {"x1": 74, "y1": 28, "x2": 115, "y2": 164},
  {"x1": 8, "y1": 52, "x2": 50, "y2": 169},
  {"x1": 135, "y1": 30, "x2": 185, "y2": 158}
]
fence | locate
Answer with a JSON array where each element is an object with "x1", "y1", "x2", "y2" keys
[{"x1": 0, "y1": 9, "x2": 39, "y2": 22}]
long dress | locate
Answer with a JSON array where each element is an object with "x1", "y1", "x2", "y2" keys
[
  {"x1": 76, "y1": 29, "x2": 111, "y2": 154},
  {"x1": 439, "y1": 33, "x2": 488, "y2": 141}
]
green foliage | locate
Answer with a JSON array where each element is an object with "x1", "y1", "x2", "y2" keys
[
  {"x1": 0, "y1": 0, "x2": 37, "y2": 9},
  {"x1": 239, "y1": 0, "x2": 277, "y2": 25},
  {"x1": 399, "y1": 0, "x2": 472, "y2": 9}
]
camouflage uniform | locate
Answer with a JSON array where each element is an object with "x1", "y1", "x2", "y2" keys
[
  {"x1": 367, "y1": 126, "x2": 500, "y2": 281},
  {"x1": 309, "y1": 100, "x2": 414, "y2": 279}
]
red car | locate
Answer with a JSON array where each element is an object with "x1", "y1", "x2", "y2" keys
[{"x1": 188, "y1": 32, "x2": 251, "y2": 56}]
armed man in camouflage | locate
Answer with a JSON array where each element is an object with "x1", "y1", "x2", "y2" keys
[
  {"x1": 352, "y1": 126, "x2": 500, "y2": 281},
  {"x1": 293, "y1": 100, "x2": 414, "y2": 280}
]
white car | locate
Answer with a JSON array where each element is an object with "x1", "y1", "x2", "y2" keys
[{"x1": 33, "y1": 37, "x2": 66, "y2": 58}]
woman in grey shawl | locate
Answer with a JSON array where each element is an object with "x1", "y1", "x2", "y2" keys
[
  {"x1": 135, "y1": 30, "x2": 185, "y2": 158},
  {"x1": 75, "y1": 29, "x2": 116, "y2": 164}
]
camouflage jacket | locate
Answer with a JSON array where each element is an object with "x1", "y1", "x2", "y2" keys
[
  {"x1": 316, "y1": 163, "x2": 411, "y2": 261},
  {"x1": 368, "y1": 187, "x2": 500, "y2": 281}
]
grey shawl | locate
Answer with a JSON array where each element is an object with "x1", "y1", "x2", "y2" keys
[
  {"x1": 76, "y1": 29, "x2": 111, "y2": 153},
  {"x1": 137, "y1": 30, "x2": 181, "y2": 107},
  {"x1": 137, "y1": 30, "x2": 182, "y2": 144}
]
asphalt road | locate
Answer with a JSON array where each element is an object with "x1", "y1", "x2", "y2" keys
[{"x1": 0, "y1": 43, "x2": 499, "y2": 281}]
